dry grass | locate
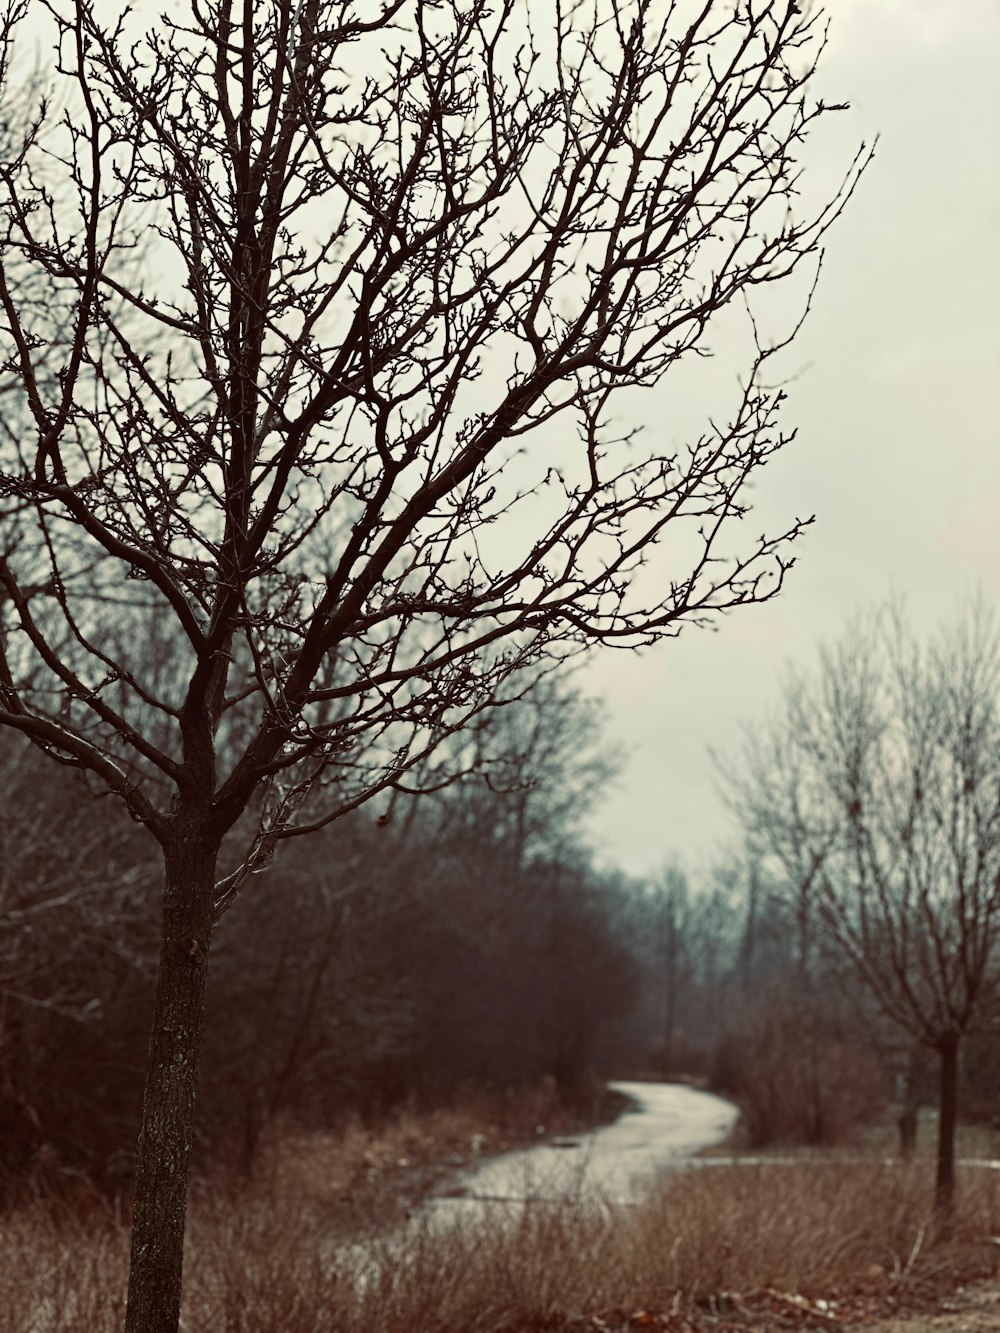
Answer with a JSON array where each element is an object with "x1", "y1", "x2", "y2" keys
[
  {"x1": 255, "y1": 1079, "x2": 580, "y2": 1221},
  {"x1": 0, "y1": 1199, "x2": 130, "y2": 1332},
  {"x1": 632, "y1": 1162, "x2": 999, "y2": 1299},
  {"x1": 701, "y1": 1103, "x2": 1000, "y2": 1167},
  {"x1": 859, "y1": 1109, "x2": 1000, "y2": 1163},
  {"x1": 3, "y1": 1154, "x2": 999, "y2": 1332}
]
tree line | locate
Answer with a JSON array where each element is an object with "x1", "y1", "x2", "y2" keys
[
  {"x1": 0, "y1": 672, "x2": 633, "y2": 1186},
  {"x1": 4, "y1": 588, "x2": 997, "y2": 1260}
]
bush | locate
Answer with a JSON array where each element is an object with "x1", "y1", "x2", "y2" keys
[{"x1": 712, "y1": 1000, "x2": 888, "y2": 1148}]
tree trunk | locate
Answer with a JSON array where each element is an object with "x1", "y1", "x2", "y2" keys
[
  {"x1": 124, "y1": 826, "x2": 218, "y2": 1333},
  {"x1": 935, "y1": 1032, "x2": 959, "y2": 1217},
  {"x1": 898, "y1": 1102, "x2": 918, "y2": 1157}
]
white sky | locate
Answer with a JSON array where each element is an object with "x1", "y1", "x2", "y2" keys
[
  {"x1": 9, "y1": 3, "x2": 998, "y2": 878},
  {"x1": 583, "y1": 0, "x2": 1000, "y2": 878}
]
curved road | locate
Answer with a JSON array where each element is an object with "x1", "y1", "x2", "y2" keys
[
  {"x1": 337, "y1": 1082, "x2": 739, "y2": 1287},
  {"x1": 434, "y1": 1080, "x2": 738, "y2": 1210}
]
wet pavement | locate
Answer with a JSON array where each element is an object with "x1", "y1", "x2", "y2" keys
[
  {"x1": 333, "y1": 1081, "x2": 739, "y2": 1289},
  {"x1": 429, "y1": 1080, "x2": 739, "y2": 1212}
]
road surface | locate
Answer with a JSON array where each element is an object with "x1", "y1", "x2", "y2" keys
[
  {"x1": 430, "y1": 1080, "x2": 738, "y2": 1212},
  {"x1": 334, "y1": 1081, "x2": 738, "y2": 1289}
]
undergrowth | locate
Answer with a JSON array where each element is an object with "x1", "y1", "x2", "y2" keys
[{"x1": 3, "y1": 1153, "x2": 999, "y2": 1332}]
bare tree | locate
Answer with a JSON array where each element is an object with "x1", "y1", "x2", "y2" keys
[
  {"x1": 723, "y1": 605, "x2": 1000, "y2": 1212},
  {"x1": 651, "y1": 863, "x2": 692, "y2": 1073},
  {"x1": 411, "y1": 669, "x2": 619, "y2": 872},
  {"x1": 0, "y1": 1, "x2": 867, "y2": 1325},
  {"x1": 715, "y1": 723, "x2": 835, "y2": 991}
]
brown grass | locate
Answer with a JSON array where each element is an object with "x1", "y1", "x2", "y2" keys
[
  {"x1": 3, "y1": 1152, "x2": 999, "y2": 1331},
  {"x1": 858, "y1": 1108, "x2": 1000, "y2": 1163},
  {"x1": 254, "y1": 1078, "x2": 582, "y2": 1222}
]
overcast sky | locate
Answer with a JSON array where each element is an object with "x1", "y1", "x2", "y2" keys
[
  {"x1": 11, "y1": 2, "x2": 997, "y2": 878},
  {"x1": 583, "y1": 0, "x2": 1000, "y2": 880}
]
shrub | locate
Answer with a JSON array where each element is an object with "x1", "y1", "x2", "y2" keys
[{"x1": 712, "y1": 1000, "x2": 888, "y2": 1147}]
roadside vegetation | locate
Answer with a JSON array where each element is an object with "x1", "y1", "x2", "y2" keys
[
  {"x1": 3, "y1": 554, "x2": 997, "y2": 1328},
  {"x1": 4, "y1": 1146, "x2": 999, "y2": 1332},
  {"x1": 0, "y1": 677, "x2": 630, "y2": 1194},
  {"x1": 4, "y1": 613, "x2": 1000, "y2": 1327}
]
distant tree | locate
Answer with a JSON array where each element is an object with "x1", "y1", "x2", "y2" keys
[
  {"x1": 0, "y1": 1, "x2": 867, "y2": 1326},
  {"x1": 617, "y1": 857, "x2": 747, "y2": 1075},
  {"x1": 200, "y1": 673, "x2": 626, "y2": 1150},
  {"x1": 408, "y1": 671, "x2": 619, "y2": 870},
  {"x1": 374, "y1": 673, "x2": 631, "y2": 1099},
  {"x1": 723, "y1": 606, "x2": 1000, "y2": 1211},
  {"x1": 648, "y1": 864, "x2": 694, "y2": 1073},
  {"x1": 715, "y1": 732, "x2": 834, "y2": 993}
]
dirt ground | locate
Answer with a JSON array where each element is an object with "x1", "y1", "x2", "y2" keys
[
  {"x1": 854, "y1": 1279, "x2": 1000, "y2": 1332},
  {"x1": 567, "y1": 1274, "x2": 1000, "y2": 1332}
]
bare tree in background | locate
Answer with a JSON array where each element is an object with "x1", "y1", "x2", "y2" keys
[
  {"x1": 415, "y1": 670, "x2": 618, "y2": 874},
  {"x1": 0, "y1": 0, "x2": 867, "y2": 1326},
  {"x1": 723, "y1": 606, "x2": 1000, "y2": 1213},
  {"x1": 716, "y1": 718, "x2": 834, "y2": 990},
  {"x1": 652, "y1": 864, "x2": 692, "y2": 1074}
]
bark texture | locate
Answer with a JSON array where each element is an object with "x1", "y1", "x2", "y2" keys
[{"x1": 124, "y1": 828, "x2": 217, "y2": 1333}]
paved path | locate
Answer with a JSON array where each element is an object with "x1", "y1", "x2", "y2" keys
[
  {"x1": 431, "y1": 1080, "x2": 739, "y2": 1211},
  {"x1": 336, "y1": 1081, "x2": 738, "y2": 1288}
]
